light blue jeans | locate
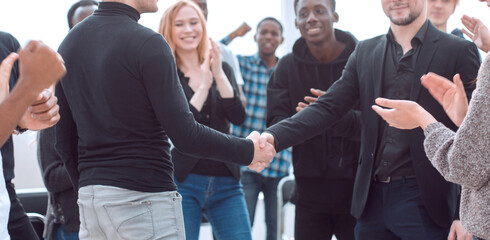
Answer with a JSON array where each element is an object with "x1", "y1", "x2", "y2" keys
[
  {"x1": 176, "y1": 174, "x2": 252, "y2": 240},
  {"x1": 78, "y1": 185, "x2": 185, "y2": 240},
  {"x1": 241, "y1": 171, "x2": 284, "y2": 240}
]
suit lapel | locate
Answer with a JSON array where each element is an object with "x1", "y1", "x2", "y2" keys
[
  {"x1": 372, "y1": 35, "x2": 387, "y2": 99},
  {"x1": 410, "y1": 24, "x2": 439, "y2": 101},
  {"x1": 368, "y1": 36, "x2": 388, "y2": 160}
]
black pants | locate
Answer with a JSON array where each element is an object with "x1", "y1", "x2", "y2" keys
[
  {"x1": 355, "y1": 178, "x2": 449, "y2": 240},
  {"x1": 6, "y1": 181, "x2": 39, "y2": 240},
  {"x1": 295, "y1": 204, "x2": 356, "y2": 240}
]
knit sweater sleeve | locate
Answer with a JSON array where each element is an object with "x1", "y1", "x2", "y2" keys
[{"x1": 423, "y1": 59, "x2": 490, "y2": 190}]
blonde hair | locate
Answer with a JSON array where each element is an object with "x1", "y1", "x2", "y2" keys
[{"x1": 158, "y1": 0, "x2": 209, "y2": 67}]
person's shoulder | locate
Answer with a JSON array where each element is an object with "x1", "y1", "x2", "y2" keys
[
  {"x1": 278, "y1": 53, "x2": 294, "y2": 63},
  {"x1": 274, "y1": 53, "x2": 295, "y2": 72},
  {"x1": 0, "y1": 31, "x2": 19, "y2": 49},
  {"x1": 359, "y1": 34, "x2": 385, "y2": 47},
  {"x1": 222, "y1": 61, "x2": 233, "y2": 73},
  {"x1": 435, "y1": 29, "x2": 477, "y2": 54},
  {"x1": 450, "y1": 28, "x2": 465, "y2": 39},
  {"x1": 0, "y1": 31, "x2": 13, "y2": 40},
  {"x1": 236, "y1": 54, "x2": 257, "y2": 64}
]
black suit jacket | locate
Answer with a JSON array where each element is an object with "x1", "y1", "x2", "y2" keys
[{"x1": 267, "y1": 22, "x2": 480, "y2": 228}]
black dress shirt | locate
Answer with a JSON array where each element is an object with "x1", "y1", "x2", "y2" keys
[{"x1": 374, "y1": 21, "x2": 429, "y2": 180}]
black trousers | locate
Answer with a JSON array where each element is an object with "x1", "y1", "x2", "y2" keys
[
  {"x1": 355, "y1": 178, "x2": 449, "y2": 240},
  {"x1": 295, "y1": 204, "x2": 356, "y2": 240},
  {"x1": 6, "y1": 181, "x2": 39, "y2": 240}
]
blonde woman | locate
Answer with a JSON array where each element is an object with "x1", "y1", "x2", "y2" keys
[{"x1": 159, "y1": 1, "x2": 251, "y2": 239}]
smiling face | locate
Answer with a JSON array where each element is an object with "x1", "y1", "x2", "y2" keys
[
  {"x1": 171, "y1": 5, "x2": 204, "y2": 54},
  {"x1": 295, "y1": 0, "x2": 338, "y2": 45},
  {"x1": 255, "y1": 20, "x2": 283, "y2": 56},
  {"x1": 381, "y1": 0, "x2": 426, "y2": 26},
  {"x1": 427, "y1": 0, "x2": 456, "y2": 29}
]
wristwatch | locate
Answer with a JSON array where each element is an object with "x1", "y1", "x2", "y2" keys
[{"x1": 12, "y1": 126, "x2": 28, "y2": 135}]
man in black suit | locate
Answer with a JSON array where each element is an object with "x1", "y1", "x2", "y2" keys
[{"x1": 262, "y1": 0, "x2": 479, "y2": 239}]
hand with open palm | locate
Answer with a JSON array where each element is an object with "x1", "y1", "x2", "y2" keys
[
  {"x1": 462, "y1": 15, "x2": 490, "y2": 53},
  {"x1": 421, "y1": 73, "x2": 469, "y2": 127}
]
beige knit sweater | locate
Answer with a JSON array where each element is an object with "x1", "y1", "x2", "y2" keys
[{"x1": 424, "y1": 55, "x2": 490, "y2": 239}]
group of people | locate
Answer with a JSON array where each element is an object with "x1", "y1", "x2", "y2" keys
[{"x1": 0, "y1": 0, "x2": 488, "y2": 240}]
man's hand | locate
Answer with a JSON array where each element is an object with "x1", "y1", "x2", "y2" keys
[
  {"x1": 18, "y1": 89, "x2": 60, "y2": 130},
  {"x1": 372, "y1": 98, "x2": 437, "y2": 130},
  {"x1": 421, "y1": 73, "x2": 468, "y2": 127},
  {"x1": 235, "y1": 22, "x2": 251, "y2": 37},
  {"x1": 17, "y1": 41, "x2": 66, "y2": 96},
  {"x1": 448, "y1": 220, "x2": 472, "y2": 240},
  {"x1": 246, "y1": 131, "x2": 275, "y2": 172},
  {"x1": 296, "y1": 88, "x2": 325, "y2": 112},
  {"x1": 0, "y1": 53, "x2": 18, "y2": 102},
  {"x1": 462, "y1": 15, "x2": 490, "y2": 53}
]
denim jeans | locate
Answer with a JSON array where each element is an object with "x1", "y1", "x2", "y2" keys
[
  {"x1": 175, "y1": 174, "x2": 252, "y2": 240},
  {"x1": 78, "y1": 185, "x2": 185, "y2": 240},
  {"x1": 241, "y1": 171, "x2": 284, "y2": 240},
  {"x1": 54, "y1": 225, "x2": 79, "y2": 240}
]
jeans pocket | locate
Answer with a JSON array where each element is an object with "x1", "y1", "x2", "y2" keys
[
  {"x1": 77, "y1": 200, "x2": 89, "y2": 239},
  {"x1": 103, "y1": 201, "x2": 155, "y2": 240}
]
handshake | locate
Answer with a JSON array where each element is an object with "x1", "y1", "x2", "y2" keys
[{"x1": 245, "y1": 131, "x2": 276, "y2": 172}]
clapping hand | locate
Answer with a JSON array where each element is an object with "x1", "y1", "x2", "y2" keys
[
  {"x1": 235, "y1": 22, "x2": 251, "y2": 37},
  {"x1": 199, "y1": 47, "x2": 214, "y2": 91},
  {"x1": 246, "y1": 131, "x2": 276, "y2": 172},
  {"x1": 421, "y1": 73, "x2": 468, "y2": 127},
  {"x1": 17, "y1": 41, "x2": 65, "y2": 94},
  {"x1": 13, "y1": 41, "x2": 64, "y2": 131},
  {"x1": 0, "y1": 53, "x2": 18, "y2": 102},
  {"x1": 209, "y1": 40, "x2": 224, "y2": 78},
  {"x1": 18, "y1": 88, "x2": 60, "y2": 130},
  {"x1": 462, "y1": 15, "x2": 490, "y2": 53},
  {"x1": 296, "y1": 88, "x2": 325, "y2": 112},
  {"x1": 372, "y1": 98, "x2": 437, "y2": 130}
]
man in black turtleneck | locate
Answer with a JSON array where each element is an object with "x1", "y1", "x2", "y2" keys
[
  {"x1": 55, "y1": 0, "x2": 275, "y2": 239},
  {"x1": 266, "y1": 0, "x2": 360, "y2": 239}
]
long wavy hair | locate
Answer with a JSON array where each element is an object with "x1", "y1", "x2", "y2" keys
[{"x1": 159, "y1": 0, "x2": 209, "y2": 67}]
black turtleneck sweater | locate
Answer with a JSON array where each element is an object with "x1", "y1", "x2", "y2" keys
[{"x1": 56, "y1": 2, "x2": 254, "y2": 193}]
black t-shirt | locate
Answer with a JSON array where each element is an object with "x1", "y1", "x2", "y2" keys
[{"x1": 56, "y1": 2, "x2": 253, "y2": 193}]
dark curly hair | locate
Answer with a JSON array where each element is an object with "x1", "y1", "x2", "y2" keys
[
  {"x1": 256, "y1": 17, "x2": 283, "y2": 34},
  {"x1": 293, "y1": 0, "x2": 335, "y2": 15}
]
